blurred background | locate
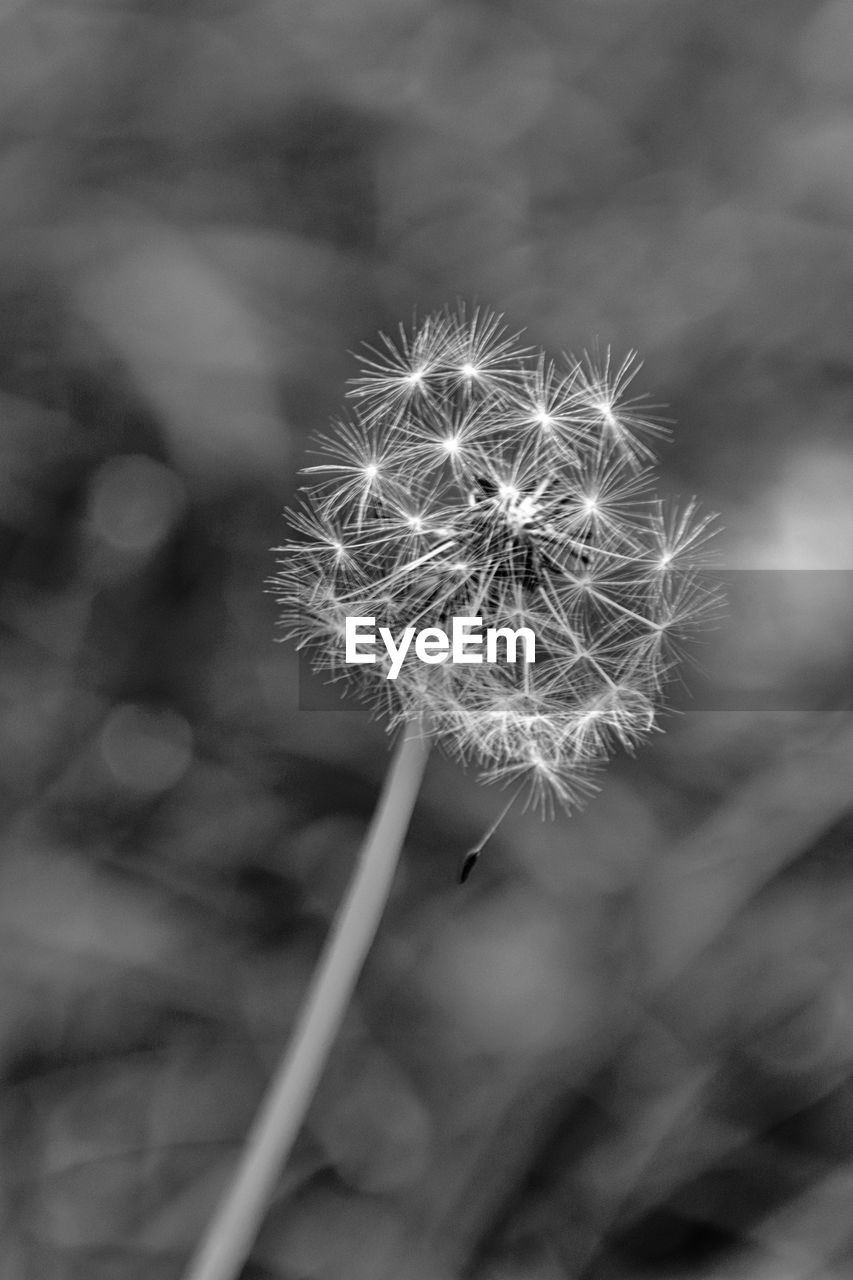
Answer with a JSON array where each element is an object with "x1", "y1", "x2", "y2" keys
[{"x1": 2, "y1": 0, "x2": 853, "y2": 1276}]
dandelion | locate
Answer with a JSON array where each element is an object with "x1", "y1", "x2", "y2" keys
[
  {"x1": 184, "y1": 306, "x2": 720, "y2": 1280},
  {"x1": 275, "y1": 305, "x2": 718, "y2": 811}
]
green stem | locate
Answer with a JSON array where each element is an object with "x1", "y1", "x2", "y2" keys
[{"x1": 182, "y1": 721, "x2": 431, "y2": 1280}]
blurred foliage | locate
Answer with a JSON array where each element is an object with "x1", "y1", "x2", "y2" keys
[{"x1": 2, "y1": 0, "x2": 853, "y2": 1276}]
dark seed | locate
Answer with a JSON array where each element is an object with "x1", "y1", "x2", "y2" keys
[{"x1": 459, "y1": 850, "x2": 480, "y2": 883}]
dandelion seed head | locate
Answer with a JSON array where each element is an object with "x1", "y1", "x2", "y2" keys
[{"x1": 271, "y1": 305, "x2": 720, "y2": 813}]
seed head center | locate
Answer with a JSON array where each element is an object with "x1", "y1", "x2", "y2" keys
[{"x1": 502, "y1": 490, "x2": 541, "y2": 534}]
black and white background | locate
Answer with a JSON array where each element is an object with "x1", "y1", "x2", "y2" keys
[{"x1": 2, "y1": 2, "x2": 853, "y2": 1277}]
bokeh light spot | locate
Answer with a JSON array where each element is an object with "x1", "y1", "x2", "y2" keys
[
  {"x1": 88, "y1": 455, "x2": 186, "y2": 554},
  {"x1": 100, "y1": 703, "x2": 192, "y2": 794}
]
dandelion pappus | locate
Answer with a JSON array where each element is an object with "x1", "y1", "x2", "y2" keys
[
  {"x1": 272, "y1": 304, "x2": 721, "y2": 820},
  {"x1": 460, "y1": 473, "x2": 593, "y2": 593}
]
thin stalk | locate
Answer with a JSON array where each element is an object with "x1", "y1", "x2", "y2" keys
[{"x1": 182, "y1": 721, "x2": 431, "y2": 1280}]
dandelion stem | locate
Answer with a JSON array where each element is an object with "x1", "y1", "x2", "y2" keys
[{"x1": 182, "y1": 720, "x2": 431, "y2": 1280}]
